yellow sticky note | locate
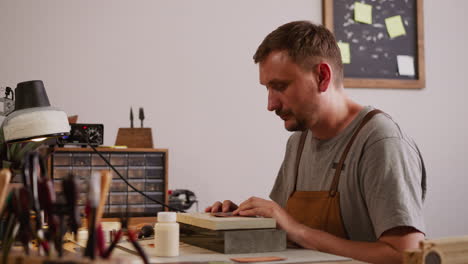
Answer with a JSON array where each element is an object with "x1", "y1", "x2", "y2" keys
[
  {"x1": 385, "y1": 15, "x2": 406, "y2": 38},
  {"x1": 354, "y1": 2, "x2": 372, "y2": 24},
  {"x1": 337, "y1": 42, "x2": 351, "y2": 64}
]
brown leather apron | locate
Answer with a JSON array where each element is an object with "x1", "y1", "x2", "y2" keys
[{"x1": 285, "y1": 109, "x2": 382, "y2": 239}]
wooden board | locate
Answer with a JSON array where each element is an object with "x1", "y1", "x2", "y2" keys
[
  {"x1": 177, "y1": 213, "x2": 276, "y2": 230},
  {"x1": 115, "y1": 128, "x2": 153, "y2": 148},
  {"x1": 403, "y1": 236, "x2": 468, "y2": 264}
]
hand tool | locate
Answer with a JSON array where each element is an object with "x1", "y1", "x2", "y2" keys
[
  {"x1": 139, "y1": 107, "x2": 144, "y2": 128},
  {"x1": 84, "y1": 172, "x2": 100, "y2": 259},
  {"x1": 130, "y1": 107, "x2": 134, "y2": 128},
  {"x1": 95, "y1": 171, "x2": 111, "y2": 225},
  {"x1": 62, "y1": 173, "x2": 81, "y2": 238},
  {"x1": 0, "y1": 169, "x2": 11, "y2": 214},
  {"x1": 102, "y1": 212, "x2": 149, "y2": 264}
]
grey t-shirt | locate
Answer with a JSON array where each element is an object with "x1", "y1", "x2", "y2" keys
[{"x1": 270, "y1": 106, "x2": 426, "y2": 242}]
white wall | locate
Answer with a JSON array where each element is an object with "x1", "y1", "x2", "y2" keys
[{"x1": 1, "y1": 0, "x2": 466, "y2": 238}]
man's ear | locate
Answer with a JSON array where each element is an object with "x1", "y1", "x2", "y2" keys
[{"x1": 317, "y1": 63, "x2": 332, "y2": 93}]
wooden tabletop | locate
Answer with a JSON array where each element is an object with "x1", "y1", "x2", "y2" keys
[
  {"x1": 79, "y1": 218, "x2": 369, "y2": 264},
  {"x1": 111, "y1": 239, "x2": 369, "y2": 264}
]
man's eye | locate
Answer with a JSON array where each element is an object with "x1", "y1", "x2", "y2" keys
[{"x1": 272, "y1": 83, "x2": 287, "y2": 91}]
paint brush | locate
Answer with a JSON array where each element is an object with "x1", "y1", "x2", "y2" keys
[
  {"x1": 95, "y1": 170, "x2": 111, "y2": 225},
  {"x1": 0, "y1": 169, "x2": 11, "y2": 214}
]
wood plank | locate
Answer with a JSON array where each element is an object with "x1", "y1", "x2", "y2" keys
[
  {"x1": 177, "y1": 213, "x2": 276, "y2": 230},
  {"x1": 403, "y1": 236, "x2": 468, "y2": 264}
]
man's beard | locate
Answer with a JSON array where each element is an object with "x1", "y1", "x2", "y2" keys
[
  {"x1": 277, "y1": 110, "x2": 307, "y2": 131},
  {"x1": 286, "y1": 118, "x2": 307, "y2": 131}
]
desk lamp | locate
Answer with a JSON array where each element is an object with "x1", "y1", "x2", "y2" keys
[{"x1": 2, "y1": 80, "x2": 70, "y2": 143}]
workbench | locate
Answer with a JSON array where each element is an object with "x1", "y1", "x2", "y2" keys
[
  {"x1": 7, "y1": 230, "x2": 367, "y2": 264},
  {"x1": 100, "y1": 217, "x2": 367, "y2": 264},
  {"x1": 108, "y1": 239, "x2": 367, "y2": 264}
]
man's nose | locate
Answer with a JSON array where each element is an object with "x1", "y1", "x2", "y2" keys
[{"x1": 267, "y1": 90, "x2": 280, "y2": 112}]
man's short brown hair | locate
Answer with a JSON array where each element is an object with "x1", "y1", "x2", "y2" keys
[{"x1": 253, "y1": 20, "x2": 343, "y2": 85}]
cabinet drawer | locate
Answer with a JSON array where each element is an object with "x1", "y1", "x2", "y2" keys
[
  {"x1": 53, "y1": 167, "x2": 70, "y2": 179},
  {"x1": 54, "y1": 153, "x2": 71, "y2": 166},
  {"x1": 92, "y1": 153, "x2": 109, "y2": 166},
  {"x1": 145, "y1": 180, "x2": 164, "y2": 192},
  {"x1": 110, "y1": 154, "x2": 127, "y2": 166},
  {"x1": 110, "y1": 168, "x2": 127, "y2": 179},
  {"x1": 127, "y1": 193, "x2": 145, "y2": 205},
  {"x1": 144, "y1": 192, "x2": 164, "y2": 205},
  {"x1": 128, "y1": 154, "x2": 145, "y2": 166},
  {"x1": 146, "y1": 168, "x2": 164, "y2": 179},
  {"x1": 127, "y1": 180, "x2": 145, "y2": 192},
  {"x1": 109, "y1": 193, "x2": 127, "y2": 205},
  {"x1": 72, "y1": 167, "x2": 91, "y2": 179},
  {"x1": 72, "y1": 153, "x2": 91, "y2": 166},
  {"x1": 146, "y1": 154, "x2": 164, "y2": 166},
  {"x1": 110, "y1": 180, "x2": 127, "y2": 192},
  {"x1": 128, "y1": 168, "x2": 145, "y2": 179}
]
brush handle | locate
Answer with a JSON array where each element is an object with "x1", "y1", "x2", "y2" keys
[
  {"x1": 0, "y1": 169, "x2": 11, "y2": 213},
  {"x1": 95, "y1": 171, "x2": 112, "y2": 224},
  {"x1": 130, "y1": 107, "x2": 134, "y2": 128},
  {"x1": 139, "y1": 107, "x2": 145, "y2": 128}
]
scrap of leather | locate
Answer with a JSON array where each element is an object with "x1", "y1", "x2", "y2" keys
[
  {"x1": 230, "y1": 256, "x2": 286, "y2": 263},
  {"x1": 211, "y1": 212, "x2": 234, "y2": 217},
  {"x1": 210, "y1": 212, "x2": 255, "y2": 218}
]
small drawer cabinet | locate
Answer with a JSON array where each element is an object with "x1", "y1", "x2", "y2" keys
[{"x1": 48, "y1": 147, "x2": 168, "y2": 217}]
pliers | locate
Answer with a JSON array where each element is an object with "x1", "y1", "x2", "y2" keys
[{"x1": 103, "y1": 213, "x2": 149, "y2": 264}]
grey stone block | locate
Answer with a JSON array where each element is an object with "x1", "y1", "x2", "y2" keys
[{"x1": 180, "y1": 223, "x2": 287, "y2": 254}]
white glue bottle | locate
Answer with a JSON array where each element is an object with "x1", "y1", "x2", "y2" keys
[{"x1": 154, "y1": 212, "x2": 179, "y2": 257}]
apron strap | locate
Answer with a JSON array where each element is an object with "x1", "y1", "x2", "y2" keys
[
  {"x1": 329, "y1": 109, "x2": 383, "y2": 197},
  {"x1": 292, "y1": 130, "x2": 309, "y2": 193}
]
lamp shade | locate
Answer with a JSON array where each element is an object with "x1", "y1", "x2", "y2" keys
[
  {"x1": 2, "y1": 80, "x2": 70, "y2": 143},
  {"x1": 15, "y1": 80, "x2": 51, "y2": 110}
]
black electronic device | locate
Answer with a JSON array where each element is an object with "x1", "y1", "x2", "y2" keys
[
  {"x1": 168, "y1": 189, "x2": 198, "y2": 211},
  {"x1": 57, "y1": 123, "x2": 104, "y2": 146}
]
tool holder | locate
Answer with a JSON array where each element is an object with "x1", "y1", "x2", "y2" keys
[{"x1": 115, "y1": 128, "x2": 153, "y2": 148}]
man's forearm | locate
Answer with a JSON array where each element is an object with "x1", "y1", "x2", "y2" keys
[
  {"x1": 232, "y1": 197, "x2": 418, "y2": 264},
  {"x1": 287, "y1": 224, "x2": 403, "y2": 264}
]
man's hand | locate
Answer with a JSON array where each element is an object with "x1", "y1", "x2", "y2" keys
[
  {"x1": 205, "y1": 200, "x2": 238, "y2": 213},
  {"x1": 232, "y1": 196, "x2": 299, "y2": 231}
]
